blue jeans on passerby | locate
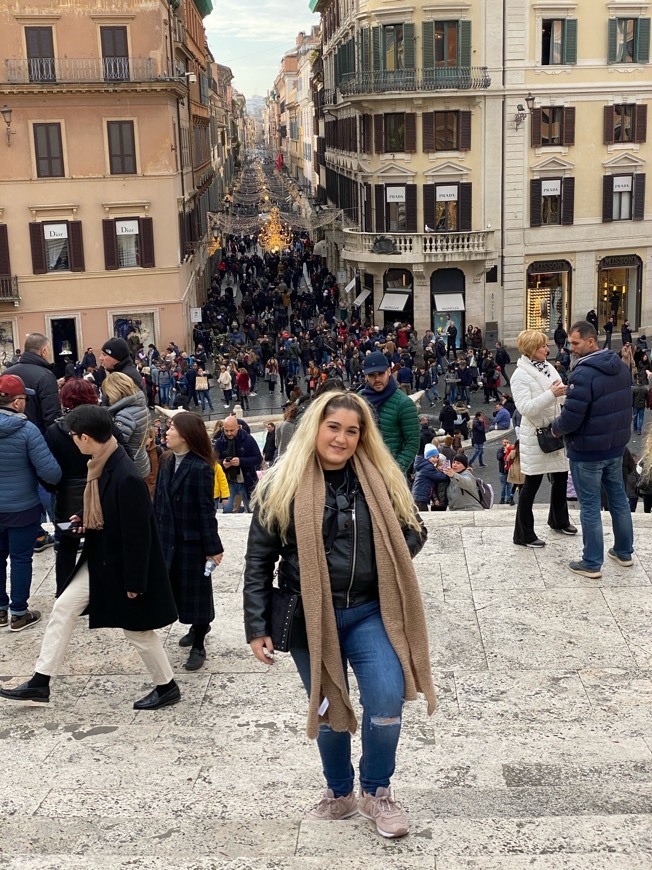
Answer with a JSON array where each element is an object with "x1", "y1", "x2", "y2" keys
[
  {"x1": 469, "y1": 443, "x2": 486, "y2": 466},
  {"x1": 198, "y1": 390, "x2": 214, "y2": 412},
  {"x1": 633, "y1": 408, "x2": 645, "y2": 433},
  {"x1": 425, "y1": 386, "x2": 440, "y2": 404},
  {"x1": 570, "y1": 456, "x2": 634, "y2": 569},
  {"x1": 222, "y1": 481, "x2": 251, "y2": 513},
  {"x1": 158, "y1": 384, "x2": 170, "y2": 405},
  {"x1": 291, "y1": 599, "x2": 404, "y2": 797},
  {"x1": 458, "y1": 385, "x2": 470, "y2": 405},
  {"x1": 0, "y1": 522, "x2": 41, "y2": 615},
  {"x1": 499, "y1": 471, "x2": 510, "y2": 502}
]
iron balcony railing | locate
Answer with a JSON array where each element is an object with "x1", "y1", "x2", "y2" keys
[
  {"x1": 342, "y1": 229, "x2": 493, "y2": 260},
  {"x1": 5, "y1": 57, "x2": 155, "y2": 84},
  {"x1": 339, "y1": 67, "x2": 491, "y2": 96},
  {"x1": 0, "y1": 276, "x2": 19, "y2": 304}
]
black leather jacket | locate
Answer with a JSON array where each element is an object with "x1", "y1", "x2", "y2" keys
[{"x1": 243, "y1": 474, "x2": 427, "y2": 642}]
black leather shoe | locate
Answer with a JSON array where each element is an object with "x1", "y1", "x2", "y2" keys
[
  {"x1": 133, "y1": 684, "x2": 181, "y2": 710},
  {"x1": 553, "y1": 525, "x2": 578, "y2": 536},
  {"x1": 179, "y1": 624, "x2": 211, "y2": 648},
  {"x1": 184, "y1": 648, "x2": 206, "y2": 671},
  {"x1": 0, "y1": 681, "x2": 50, "y2": 703}
]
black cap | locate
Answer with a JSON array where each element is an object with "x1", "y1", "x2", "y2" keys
[
  {"x1": 101, "y1": 337, "x2": 130, "y2": 362},
  {"x1": 363, "y1": 351, "x2": 390, "y2": 374}
]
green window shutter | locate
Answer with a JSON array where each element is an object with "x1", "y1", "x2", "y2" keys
[
  {"x1": 459, "y1": 20, "x2": 472, "y2": 67},
  {"x1": 372, "y1": 26, "x2": 382, "y2": 71},
  {"x1": 422, "y1": 21, "x2": 435, "y2": 69},
  {"x1": 361, "y1": 28, "x2": 371, "y2": 71},
  {"x1": 563, "y1": 19, "x2": 577, "y2": 64},
  {"x1": 636, "y1": 18, "x2": 651, "y2": 63},
  {"x1": 607, "y1": 19, "x2": 618, "y2": 64},
  {"x1": 403, "y1": 23, "x2": 415, "y2": 70}
]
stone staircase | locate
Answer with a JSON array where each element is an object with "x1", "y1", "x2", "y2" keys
[{"x1": 0, "y1": 509, "x2": 651, "y2": 869}]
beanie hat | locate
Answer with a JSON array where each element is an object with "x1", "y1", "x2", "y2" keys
[
  {"x1": 101, "y1": 337, "x2": 130, "y2": 362},
  {"x1": 453, "y1": 453, "x2": 469, "y2": 468},
  {"x1": 424, "y1": 444, "x2": 439, "y2": 459}
]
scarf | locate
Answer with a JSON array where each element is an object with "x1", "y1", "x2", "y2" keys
[
  {"x1": 529, "y1": 358, "x2": 553, "y2": 377},
  {"x1": 82, "y1": 437, "x2": 118, "y2": 530},
  {"x1": 294, "y1": 454, "x2": 436, "y2": 739},
  {"x1": 360, "y1": 373, "x2": 397, "y2": 409}
]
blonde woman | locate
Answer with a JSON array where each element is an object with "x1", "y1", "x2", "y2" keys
[
  {"x1": 637, "y1": 430, "x2": 652, "y2": 513},
  {"x1": 103, "y1": 372, "x2": 150, "y2": 478},
  {"x1": 243, "y1": 391, "x2": 435, "y2": 839},
  {"x1": 510, "y1": 329, "x2": 574, "y2": 547}
]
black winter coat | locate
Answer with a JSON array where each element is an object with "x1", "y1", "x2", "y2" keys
[
  {"x1": 5, "y1": 352, "x2": 60, "y2": 433},
  {"x1": 153, "y1": 452, "x2": 223, "y2": 624},
  {"x1": 65, "y1": 446, "x2": 177, "y2": 631}
]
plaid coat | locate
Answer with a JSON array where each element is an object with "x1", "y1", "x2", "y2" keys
[{"x1": 153, "y1": 452, "x2": 223, "y2": 624}]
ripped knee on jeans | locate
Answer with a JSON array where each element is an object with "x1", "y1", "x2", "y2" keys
[{"x1": 370, "y1": 715, "x2": 401, "y2": 727}]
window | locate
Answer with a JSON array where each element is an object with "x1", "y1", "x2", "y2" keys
[
  {"x1": 542, "y1": 107, "x2": 563, "y2": 145},
  {"x1": 423, "y1": 111, "x2": 471, "y2": 152},
  {"x1": 424, "y1": 183, "x2": 472, "y2": 232},
  {"x1": 103, "y1": 217, "x2": 155, "y2": 269},
  {"x1": 436, "y1": 112, "x2": 458, "y2": 150},
  {"x1": 541, "y1": 19, "x2": 577, "y2": 65},
  {"x1": 604, "y1": 104, "x2": 648, "y2": 144},
  {"x1": 384, "y1": 113, "x2": 404, "y2": 151},
  {"x1": 603, "y1": 173, "x2": 646, "y2": 222},
  {"x1": 386, "y1": 187, "x2": 407, "y2": 231},
  {"x1": 614, "y1": 175, "x2": 633, "y2": 219},
  {"x1": 107, "y1": 121, "x2": 136, "y2": 174},
  {"x1": 33, "y1": 123, "x2": 64, "y2": 178},
  {"x1": 435, "y1": 21, "x2": 459, "y2": 67},
  {"x1": 541, "y1": 179, "x2": 561, "y2": 224},
  {"x1": 116, "y1": 220, "x2": 140, "y2": 267},
  {"x1": 29, "y1": 221, "x2": 85, "y2": 274},
  {"x1": 374, "y1": 184, "x2": 417, "y2": 233},
  {"x1": 608, "y1": 18, "x2": 651, "y2": 64},
  {"x1": 530, "y1": 178, "x2": 575, "y2": 226},
  {"x1": 383, "y1": 24, "x2": 404, "y2": 70},
  {"x1": 25, "y1": 26, "x2": 55, "y2": 82},
  {"x1": 435, "y1": 187, "x2": 458, "y2": 231},
  {"x1": 422, "y1": 20, "x2": 471, "y2": 72},
  {"x1": 531, "y1": 106, "x2": 576, "y2": 147},
  {"x1": 100, "y1": 26, "x2": 129, "y2": 81}
]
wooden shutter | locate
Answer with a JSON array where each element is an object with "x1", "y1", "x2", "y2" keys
[
  {"x1": 29, "y1": 222, "x2": 47, "y2": 274},
  {"x1": 178, "y1": 211, "x2": 186, "y2": 262},
  {"x1": 68, "y1": 221, "x2": 85, "y2": 272},
  {"x1": 405, "y1": 185, "x2": 417, "y2": 232},
  {"x1": 562, "y1": 107, "x2": 576, "y2": 145},
  {"x1": 458, "y1": 183, "x2": 472, "y2": 231},
  {"x1": 374, "y1": 114, "x2": 384, "y2": 153},
  {"x1": 423, "y1": 186, "x2": 435, "y2": 231},
  {"x1": 103, "y1": 219, "x2": 119, "y2": 270},
  {"x1": 563, "y1": 19, "x2": 578, "y2": 64},
  {"x1": 636, "y1": 18, "x2": 651, "y2": 63},
  {"x1": 374, "y1": 184, "x2": 385, "y2": 232},
  {"x1": 422, "y1": 21, "x2": 435, "y2": 69},
  {"x1": 530, "y1": 179, "x2": 543, "y2": 227},
  {"x1": 459, "y1": 111, "x2": 472, "y2": 150},
  {"x1": 561, "y1": 177, "x2": 575, "y2": 225},
  {"x1": 607, "y1": 19, "x2": 618, "y2": 64},
  {"x1": 404, "y1": 113, "x2": 416, "y2": 152},
  {"x1": 372, "y1": 26, "x2": 382, "y2": 71},
  {"x1": 633, "y1": 173, "x2": 646, "y2": 220},
  {"x1": 360, "y1": 27, "x2": 371, "y2": 70},
  {"x1": 0, "y1": 225, "x2": 10, "y2": 276},
  {"x1": 362, "y1": 114, "x2": 372, "y2": 153},
  {"x1": 459, "y1": 21, "x2": 472, "y2": 67},
  {"x1": 422, "y1": 112, "x2": 435, "y2": 152},
  {"x1": 364, "y1": 183, "x2": 372, "y2": 232},
  {"x1": 604, "y1": 105, "x2": 615, "y2": 144},
  {"x1": 635, "y1": 104, "x2": 648, "y2": 143},
  {"x1": 602, "y1": 175, "x2": 614, "y2": 223},
  {"x1": 531, "y1": 108, "x2": 542, "y2": 147},
  {"x1": 139, "y1": 217, "x2": 155, "y2": 268},
  {"x1": 403, "y1": 23, "x2": 415, "y2": 69}
]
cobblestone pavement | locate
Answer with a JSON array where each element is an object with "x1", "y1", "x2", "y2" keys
[{"x1": 0, "y1": 509, "x2": 651, "y2": 868}]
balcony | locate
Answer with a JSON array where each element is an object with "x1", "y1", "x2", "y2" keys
[
  {"x1": 4, "y1": 57, "x2": 155, "y2": 85},
  {"x1": 339, "y1": 67, "x2": 491, "y2": 97},
  {"x1": 0, "y1": 276, "x2": 19, "y2": 306},
  {"x1": 342, "y1": 229, "x2": 494, "y2": 264}
]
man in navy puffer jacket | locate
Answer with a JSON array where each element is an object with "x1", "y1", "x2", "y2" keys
[
  {"x1": 552, "y1": 321, "x2": 633, "y2": 578},
  {"x1": 0, "y1": 375, "x2": 61, "y2": 631}
]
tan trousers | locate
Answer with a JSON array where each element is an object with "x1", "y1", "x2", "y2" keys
[{"x1": 36, "y1": 564, "x2": 174, "y2": 685}]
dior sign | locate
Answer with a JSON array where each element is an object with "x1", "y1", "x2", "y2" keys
[{"x1": 45, "y1": 223, "x2": 68, "y2": 239}]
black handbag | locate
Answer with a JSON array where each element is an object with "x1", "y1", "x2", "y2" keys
[
  {"x1": 536, "y1": 425, "x2": 564, "y2": 453},
  {"x1": 270, "y1": 587, "x2": 307, "y2": 652}
]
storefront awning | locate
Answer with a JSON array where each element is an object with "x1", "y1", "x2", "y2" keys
[
  {"x1": 379, "y1": 292, "x2": 410, "y2": 312},
  {"x1": 433, "y1": 293, "x2": 465, "y2": 312},
  {"x1": 353, "y1": 288, "x2": 371, "y2": 307}
]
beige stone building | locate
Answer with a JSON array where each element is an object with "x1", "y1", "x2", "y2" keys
[
  {"x1": 0, "y1": 0, "x2": 236, "y2": 374},
  {"x1": 308, "y1": 0, "x2": 652, "y2": 343}
]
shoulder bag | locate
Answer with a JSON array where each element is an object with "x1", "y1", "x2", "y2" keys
[{"x1": 535, "y1": 425, "x2": 564, "y2": 453}]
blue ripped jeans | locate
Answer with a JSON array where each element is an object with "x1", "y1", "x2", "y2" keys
[{"x1": 291, "y1": 599, "x2": 404, "y2": 797}]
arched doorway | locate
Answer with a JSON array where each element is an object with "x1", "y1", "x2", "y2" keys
[
  {"x1": 597, "y1": 255, "x2": 642, "y2": 329},
  {"x1": 431, "y1": 268, "x2": 465, "y2": 344},
  {"x1": 526, "y1": 260, "x2": 572, "y2": 337},
  {"x1": 379, "y1": 268, "x2": 413, "y2": 330}
]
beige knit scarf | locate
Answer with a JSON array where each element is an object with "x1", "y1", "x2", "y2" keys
[
  {"x1": 294, "y1": 453, "x2": 436, "y2": 739},
  {"x1": 82, "y1": 436, "x2": 118, "y2": 530}
]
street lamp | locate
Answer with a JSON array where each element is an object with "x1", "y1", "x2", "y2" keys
[
  {"x1": 1, "y1": 105, "x2": 16, "y2": 147},
  {"x1": 514, "y1": 92, "x2": 535, "y2": 130}
]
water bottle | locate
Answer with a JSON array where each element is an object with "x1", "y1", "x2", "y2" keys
[{"x1": 204, "y1": 559, "x2": 217, "y2": 576}]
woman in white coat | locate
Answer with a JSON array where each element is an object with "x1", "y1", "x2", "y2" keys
[{"x1": 510, "y1": 329, "x2": 577, "y2": 547}]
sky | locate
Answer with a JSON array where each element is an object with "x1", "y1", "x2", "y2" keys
[{"x1": 204, "y1": 1, "x2": 320, "y2": 100}]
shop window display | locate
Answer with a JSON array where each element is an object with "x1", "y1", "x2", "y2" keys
[{"x1": 526, "y1": 264, "x2": 571, "y2": 338}]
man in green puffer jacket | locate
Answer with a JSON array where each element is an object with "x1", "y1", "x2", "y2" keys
[{"x1": 360, "y1": 351, "x2": 420, "y2": 473}]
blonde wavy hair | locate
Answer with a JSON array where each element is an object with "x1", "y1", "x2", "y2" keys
[
  {"x1": 103, "y1": 371, "x2": 140, "y2": 405},
  {"x1": 251, "y1": 390, "x2": 421, "y2": 542}
]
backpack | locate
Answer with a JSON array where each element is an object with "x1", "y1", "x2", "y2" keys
[{"x1": 475, "y1": 477, "x2": 494, "y2": 509}]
